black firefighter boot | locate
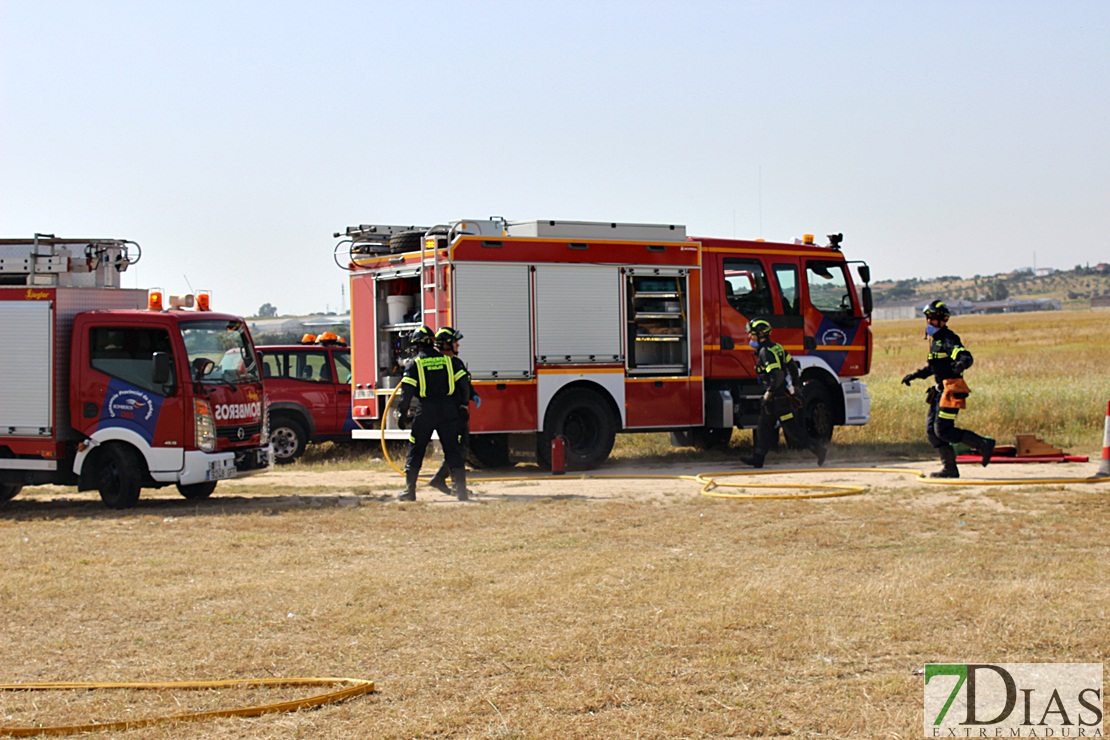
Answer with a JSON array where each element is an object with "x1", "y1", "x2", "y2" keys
[
  {"x1": 427, "y1": 464, "x2": 452, "y2": 495},
  {"x1": 811, "y1": 439, "x2": 828, "y2": 467},
  {"x1": 396, "y1": 470, "x2": 418, "y2": 501},
  {"x1": 930, "y1": 446, "x2": 960, "y2": 479},
  {"x1": 963, "y1": 432, "x2": 996, "y2": 467},
  {"x1": 740, "y1": 451, "x2": 765, "y2": 469},
  {"x1": 451, "y1": 468, "x2": 469, "y2": 502}
]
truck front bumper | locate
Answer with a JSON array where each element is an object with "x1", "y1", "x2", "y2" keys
[{"x1": 155, "y1": 446, "x2": 273, "y2": 486}]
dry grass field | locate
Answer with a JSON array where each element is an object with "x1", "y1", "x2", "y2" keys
[{"x1": 1, "y1": 310, "x2": 1108, "y2": 738}]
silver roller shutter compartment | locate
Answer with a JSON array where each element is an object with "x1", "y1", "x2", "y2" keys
[
  {"x1": 535, "y1": 265, "x2": 622, "y2": 363},
  {"x1": 452, "y1": 263, "x2": 533, "y2": 379},
  {"x1": 0, "y1": 301, "x2": 53, "y2": 434}
]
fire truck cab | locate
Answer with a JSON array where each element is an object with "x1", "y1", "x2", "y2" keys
[{"x1": 336, "y1": 218, "x2": 872, "y2": 470}]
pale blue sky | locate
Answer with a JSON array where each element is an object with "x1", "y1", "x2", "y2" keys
[{"x1": 2, "y1": 0, "x2": 1107, "y2": 316}]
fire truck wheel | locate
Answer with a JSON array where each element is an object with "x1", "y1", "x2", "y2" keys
[
  {"x1": 468, "y1": 434, "x2": 511, "y2": 469},
  {"x1": 271, "y1": 417, "x2": 308, "y2": 464},
  {"x1": 801, "y1": 381, "x2": 835, "y2": 443},
  {"x1": 0, "y1": 483, "x2": 22, "y2": 502},
  {"x1": 177, "y1": 481, "x2": 217, "y2": 500},
  {"x1": 95, "y1": 444, "x2": 143, "y2": 509},
  {"x1": 538, "y1": 388, "x2": 617, "y2": 471}
]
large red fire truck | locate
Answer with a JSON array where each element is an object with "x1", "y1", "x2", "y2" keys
[
  {"x1": 0, "y1": 235, "x2": 272, "y2": 508},
  {"x1": 335, "y1": 218, "x2": 873, "y2": 469}
]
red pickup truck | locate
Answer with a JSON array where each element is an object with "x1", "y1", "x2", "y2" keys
[{"x1": 257, "y1": 338, "x2": 354, "y2": 463}]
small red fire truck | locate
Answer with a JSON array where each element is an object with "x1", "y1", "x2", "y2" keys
[
  {"x1": 334, "y1": 218, "x2": 873, "y2": 470},
  {"x1": 0, "y1": 235, "x2": 272, "y2": 508}
]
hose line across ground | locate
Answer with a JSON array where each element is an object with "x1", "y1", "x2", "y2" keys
[
  {"x1": 0, "y1": 677, "x2": 375, "y2": 737},
  {"x1": 378, "y1": 388, "x2": 1109, "y2": 498}
]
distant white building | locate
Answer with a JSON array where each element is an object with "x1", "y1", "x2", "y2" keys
[{"x1": 247, "y1": 314, "x2": 350, "y2": 337}]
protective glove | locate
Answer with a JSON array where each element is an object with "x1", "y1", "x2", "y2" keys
[
  {"x1": 761, "y1": 390, "x2": 773, "y2": 405},
  {"x1": 473, "y1": 393, "x2": 482, "y2": 408},
  {"x1": 901, "y1": 373, "x2": 916, "y2": 386},
  {"x1": 396, "y1": 407, "x2": 411, "y2": 429}
]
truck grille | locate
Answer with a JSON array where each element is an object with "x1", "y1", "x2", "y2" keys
[{"x1": 217, "y1": 422, "x2": 262, "y2": 443}]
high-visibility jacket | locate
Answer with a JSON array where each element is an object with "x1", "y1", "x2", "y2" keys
[
  {"x1": 908, "y1": 327, "x2": 973, "y2": 383},
  {"x1": 397, "y1": 348, "x2": 470, "y2": 413},
  {"x1": 754, "y1": 340, "x2": 801, "y2": 395}
]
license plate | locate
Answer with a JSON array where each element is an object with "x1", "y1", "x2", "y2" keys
[{"x1": 206, "y1": 460, "x2": 235, "y2": 481}]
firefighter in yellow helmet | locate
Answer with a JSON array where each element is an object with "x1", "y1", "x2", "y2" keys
[
  {"x1": 740, "y1": 318, "x2": 827, "y2": 468},
  {"x1": 394, "y1": 326, "x2": 472, "y2": 500},
  {"x1": 902, "y1": 300, "x2": 995, "y2": 478}
]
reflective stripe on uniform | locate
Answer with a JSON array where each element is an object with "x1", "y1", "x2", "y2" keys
[
  {"x1": 413, "y1": 355, "x2": 454, "y2": 397},
  {"x1": 938, "y1": 410, "x2": 959, "y2": 420},
  {"x1": 757, "y1": 342, "x2": 793, "y2": 375}
]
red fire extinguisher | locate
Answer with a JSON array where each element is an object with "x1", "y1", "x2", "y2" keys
[{"x1": 551, "y1": 435, "x2": 567, "y2": 475}]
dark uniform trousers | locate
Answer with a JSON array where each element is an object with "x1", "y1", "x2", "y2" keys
[{"x1": 406, "y1": 399, "x2": 464, "y2": 475}]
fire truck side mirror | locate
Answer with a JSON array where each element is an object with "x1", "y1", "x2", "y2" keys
[
  {"x1": 857, "y1": 264, "x2": 871, "y2": 284},
  {"x1": 152, "y1": 352, "x2": 172, "y2": 385},
  {"x1": 861, "y1": 286, "x2": 873, "y2": 316}
]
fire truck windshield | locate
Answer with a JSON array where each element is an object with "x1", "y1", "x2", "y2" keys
[{"x1": 180, "y1": 319, "x2": 261, "y2": 385}]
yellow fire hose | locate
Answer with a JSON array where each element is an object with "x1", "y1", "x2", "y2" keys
[
  {"x1": 378, "y1": 385, "x2": 1110, "y2": 498},
  {"x1": 0, "y1": 677, "x2": 375, "y2": 737}
]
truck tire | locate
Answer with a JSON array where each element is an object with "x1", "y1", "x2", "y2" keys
[
  {"x1": 95, "y1": 444, "x2": 143, "y2": 509},
  {"x1": 177, "y1": 481, "x2": 217, "y2": 500},
  {"x1": 388, "y1": 230, "x2": 424, "y2": 254},
  {"x1": 271, "y1": 416, "x2": 307, "y2": 464},
  {"x1": 801, "y1": 380, "x2": 835, "y2": 443},
  {"x1": 468, "y1": 433, "x2": 511, "y2": 469},
  {"x1": 537, "y1": 388, "x2": 617, "y2": 471},
  {"x1": 0, "y1": 483, "x2": 22, "y2": 502}
]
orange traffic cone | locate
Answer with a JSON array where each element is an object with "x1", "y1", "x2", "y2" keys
[{"x1": 1095, "y1": 400, "x2": 1110, "y2": 478}]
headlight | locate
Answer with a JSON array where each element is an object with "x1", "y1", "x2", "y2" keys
[
  {"x1": 194, "y1": 399, "x2": 217, "y2": 452},
  {"x1": 260, "y1": 397, "x2": 270, "y2": 439}
]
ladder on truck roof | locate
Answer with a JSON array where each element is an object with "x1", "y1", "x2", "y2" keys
[{"x1": 0, "y1": 234, "x2": 140, "y2": 289}]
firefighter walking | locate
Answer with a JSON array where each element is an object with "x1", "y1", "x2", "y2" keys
[
  {"x1": 741, "y1": 318, "x2": 827, "y2": 468},
  {"x1": 902, "y1": 300, "x2": 995, "y2": 478},
  {"x1": 395, "y1": 326, "x2": 472, "y2": 501},
  {"x1": 427, "y1": 327, "x2": 481, "y2": 496}
]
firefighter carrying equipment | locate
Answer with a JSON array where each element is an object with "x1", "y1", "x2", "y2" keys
[{"x1": 940, "y1": 377, "x2": 971, "y2": 409}]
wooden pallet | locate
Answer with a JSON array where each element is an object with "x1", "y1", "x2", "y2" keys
[{"x1": 1015, "y1": 434, "x2": 1064, "y2": 458}]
